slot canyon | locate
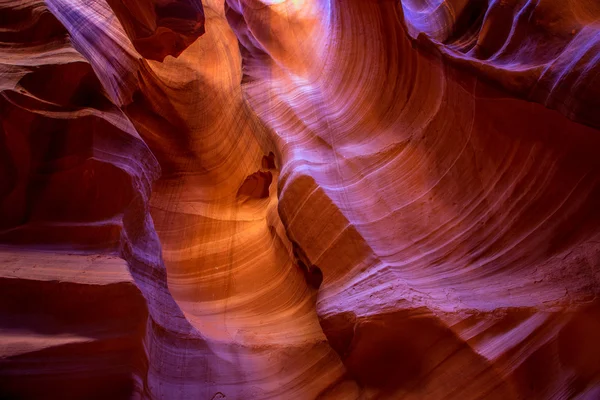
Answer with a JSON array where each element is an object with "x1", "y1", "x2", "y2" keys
[{"x1": 1, "y1": 0, "x2": 600, "y2": 398}]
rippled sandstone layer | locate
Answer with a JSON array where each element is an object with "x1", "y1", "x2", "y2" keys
[{"x1": 1, "y1": 0, "x2": 600, "y2": 399}]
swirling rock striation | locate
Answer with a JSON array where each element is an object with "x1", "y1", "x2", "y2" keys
[
  {"x1": 227, "y1": 0, "x2": 600, "y2": 398},
  {"x1": 0, "y1": 1, "x2": 202, "y2": 398},
  {"x1": 400, "y1": 0, "x2": 600, "y2": 129},
  {"x1": 1, "y1": 0, "x2": 600, "y2": 399}
]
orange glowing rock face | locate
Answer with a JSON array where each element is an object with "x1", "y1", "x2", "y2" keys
[{"x1": 1, "y1": 0, "x2": 600, "y2": 399}]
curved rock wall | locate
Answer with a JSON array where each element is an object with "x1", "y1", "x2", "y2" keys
[
  {"x1": 226, "y1": 1, "x2": 600, "y2": 398},
  {"x1": 1, "y1": 0, "x2": 600, "y2": 399}
]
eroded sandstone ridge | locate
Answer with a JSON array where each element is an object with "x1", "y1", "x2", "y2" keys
[{"x1": 1, "y1": 0, "x2": 600, "y2": 399}]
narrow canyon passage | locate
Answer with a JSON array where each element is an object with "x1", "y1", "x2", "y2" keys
[
  {"x1": 135, "y1": 1, "x2": 347, "y2": 397},
  {"x1": 1, "y1": 0, "x2": 600, "y2": 399}
]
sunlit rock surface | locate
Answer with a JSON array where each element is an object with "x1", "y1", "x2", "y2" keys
[{"x1": 1, "y1": 0, "x2": 600, "y2": 398}]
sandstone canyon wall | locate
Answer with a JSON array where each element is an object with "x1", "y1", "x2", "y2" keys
[{"x1": 1, "y1": 0, "x2": 600, "y2": 399}]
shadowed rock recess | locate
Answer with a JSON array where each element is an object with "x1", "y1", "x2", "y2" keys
[{"x1": 1, "y1": 0, "x2": 600, "y2": 398}]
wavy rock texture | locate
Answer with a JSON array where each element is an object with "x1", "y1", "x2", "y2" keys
[{"x1": 1, "y1": 0, "x2": 600, "y2": 399}]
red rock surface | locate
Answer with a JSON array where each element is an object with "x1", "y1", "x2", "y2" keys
[{"x1": 1, "y1": 0, "x2": 600, "y2": 399}]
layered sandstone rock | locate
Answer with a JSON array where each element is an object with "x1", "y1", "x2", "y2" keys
[{"x1": 1, "y1": 0, "x2": 600, "y2": 399}]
